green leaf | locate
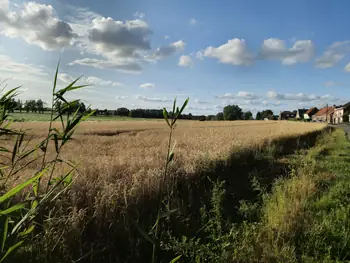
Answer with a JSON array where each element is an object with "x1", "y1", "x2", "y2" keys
[
  {"x1": 53, "y1": 62, "x2": 60, "y2": 93},
  {"x1": 1, "y1": 217, "x2": 8, "y2": 253},
  {"x1": 172, "y1": 97, "x2": 177, "y2": 116},
  {"x1": 0, "y1": 240, "x2": 24, "y2": 263},
  {"x1": 18, "y1": 225, "x2": 35, "y2": 237},
  {"x1": 170, "y1": 255, "x2": 182, "y2": 263},
  {"x1": 163, "y1": 108, "x2": 170, "y2": 127},
  {"x1": 0, "y1": 147, "x2": 9, "y2": 153},
  {"x1": 11, "y1": 137, "x2": 18, "y2": 164},
  {"x1": 178, "y1": 98, "x2": 189, "y2": 116},
  {"x1": 135, "y1": 223, "x2": 156, "y2": 245},
  {"x1": 0, "y1": 204, "x2": 25, "y2": 215},
  {"x1": 53, "y1": 134, "x2": 59, "y2": 153},
  {"x1": 0, "y1": 169, "x2": 46, "y2": 204},
  {"x1": 168, "y1": 152, "x2": 174, "y2": 163}
]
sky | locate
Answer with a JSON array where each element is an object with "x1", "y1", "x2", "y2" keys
[{"x1": 1, "y1": 0, "x2": 350, "y2": 115}]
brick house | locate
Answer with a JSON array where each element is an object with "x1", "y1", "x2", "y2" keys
[
  {"x1": 333, "y1": 102, "x2": 350, "y2": 124},
  {"x1": 312, "y1": 106, "x2": 335, "y2": 123}
]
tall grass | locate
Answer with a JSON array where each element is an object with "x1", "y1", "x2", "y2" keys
[{"x1": 0, "y1": 65, "x2": 92, "y2": 262}]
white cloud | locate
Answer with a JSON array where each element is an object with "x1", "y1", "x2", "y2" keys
[
  {"x1": 260, "y1": 38, "x2": 314, "y2": 65},
  {"x1": 0, "y1": 2, "x2": 77, "y2": 50},
  {"x1": 136, "y1": 95, "x2": 170, "y2": 102},
  {"x1": 315, "y1": 41, "x2": 350, "y2": 68},
  {"x1": 194, "y1": 99, "x2": 210, "y2": 104},
  {"x1": 150, "y1": 40, "x2": 186, "y2": 60},
  {"x1": 68, "y1": 58, "x2": 142, "y2": 73},
  {"x1": 0, "y1": 54, "x2": 49, "y2": 82},
  {"x1": 58, "y1": 73, "x2": 75, "y2": 83},
  {"x1": 196, "y1": 50, "x2": 204, "y2": 60},
  {"x1": 133, "y1": 11, "x2": 145, "y2": 19},
  {"x1": 189, "y1": 18, "x2": 197, "y2": 25},
  {"x1": 140, "y1": 83, "x2": 155, "y2": 89},
  {"x1": 178, "y1": 55, "x2": 193, "y2": 68},
  {"x1": 345, "y1": 62, "x2": 350, "y2": 72},
  {"x1": 267, "y1": 91, "x2": 333, "y2": 101},
  {"x1": 58, "y1": 72, "x2": 123, "y2": 87},
  {"x1": 116, "y1": 96, "x2": 128, "y2": 100},
  {"x1": 216, "y1": 91, "x2": 260, "y2": 100},
  {"x1": 202, "y1": 38, "x2": 254, "y2": 66}
]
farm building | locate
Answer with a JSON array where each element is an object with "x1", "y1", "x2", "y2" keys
[
  {"x1": 303, "y1": 107, "x2": 319, "y2": 121},
  {"x1": 279, "y1": 110, "x2": 296, "y2": 120},
  {"x1": 312, "y1": 106, "x2": 335, "y2": 123},
  {"x1": 296, "y1": 109, "x2": 308, "y2": 119}
]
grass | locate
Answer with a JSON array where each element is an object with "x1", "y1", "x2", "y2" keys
[{"x1": 1, "y1": 120, "x2": 328, "y2": 262}]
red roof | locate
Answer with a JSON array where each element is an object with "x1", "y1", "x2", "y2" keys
[
  {"x1": 305, "y1": 107, "x2": 316, "y2": 115},
  {"x1": 314, "y1": 106, "x2": 335, "y2": 116}
]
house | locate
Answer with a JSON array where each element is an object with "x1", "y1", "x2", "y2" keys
[
  {"x1": 296, "y1": 109, "x2": 308, "y2": 120},
  {"x1": 312, "y1": 106, "x2": 335, "y2": 123},
  {"x1": 279, "y1": 111, "x2": 296, "y2": 120},
  {"x1": 333, "y1": 102, "x2": 350, "y2": 124},
  {"x1": 303, "y1": 107, "x2": 318, "y2": 121},
  {"x1": 333, "y1": 107, "x2": 344, "y2": 124}
]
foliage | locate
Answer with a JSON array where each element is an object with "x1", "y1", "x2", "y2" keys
[
  {"x1": 223, "y1": 105, "x2": 243, "y2": 120},
  {"x1": 216, "y1": 112, "x2": 224, "y2": 121},
  {"x1": 243, "y1": 111, "x2": 253, "y2": 120},
  {"x1": 0, "y1": 64, "x2": 91, "y2": 262}
]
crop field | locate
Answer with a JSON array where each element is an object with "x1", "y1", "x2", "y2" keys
[
  {"x1": 3, "y1": 119, "x2": 328, "y2": 262},
  {"x1": 7, "y1": 120, "x2": 325, "y2": 190}
]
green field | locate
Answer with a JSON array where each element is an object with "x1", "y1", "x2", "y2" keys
[{"x1": 9, "y1": 112, "x2": 159, "y2": 122}]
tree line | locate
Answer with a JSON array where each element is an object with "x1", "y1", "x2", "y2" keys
[{"x1": 11, "y1": 99, "x2": 277, "y2": 121}]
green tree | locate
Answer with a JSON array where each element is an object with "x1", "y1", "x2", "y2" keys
[
  {"x1": 216, "y1": 112, "x2": 224, "y2": 121},
  {"x1": 243, "y1": 111, "x2": 253, "y2": 120},
  {"x1": 261, "y1": 109, "x2": 274, "y2": 120},
  {"x1": 36, "y1": 99, "x2": 44, "y2": 113},
  {"x1": 116, "y1": 107, "x2": 130, "y2": 116},
  {"x1": 223, "y1": 105, "x2": 243, "y2": 120},
  {"x1": 256, "y1": 111, "x2": 262, "y2": 120}
]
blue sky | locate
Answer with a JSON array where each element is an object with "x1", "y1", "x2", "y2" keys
[{"x1": 1, "y1": 0, "x2": 350, "y2": 115}]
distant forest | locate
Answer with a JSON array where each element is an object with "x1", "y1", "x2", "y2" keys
[{"x1": 9, "y1": 99, "x2": 277, "y2": 121}]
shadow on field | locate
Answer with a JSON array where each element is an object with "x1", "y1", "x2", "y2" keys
[{"x1": 19, "y1": 128, "x2": 330, "y2": 263}]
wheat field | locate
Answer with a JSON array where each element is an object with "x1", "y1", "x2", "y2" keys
[{"x1": 6, "y1": 120, "x2": 325, "y2": 196}]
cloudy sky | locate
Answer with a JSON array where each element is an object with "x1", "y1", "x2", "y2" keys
[{"x1": 1, "y1": 0, "x2": 350, "y2": 115}]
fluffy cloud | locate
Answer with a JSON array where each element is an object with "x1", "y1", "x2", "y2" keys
[
  {"x1": 136, "y1": 95, "x2": 170, "y2": 102},
  {"x1": 260, "y1": 38, "x2": 314, "y2": 65},
  {"x1": 201, "y1": 38, "x2": 254, "y2": 66},
  {"x1": 267, "y1": 91, "x2": 332, "y2": 101},
  {"x1": 88, "y1": 17, "x2": 152, "y2": 58},
  {"x1": 216, "y1": 91, "x2": 260, "y2": 100},
  {"x1": 58, "y1": 73, "x2": 123, "y2": 87},
  {"x1": 178, "y1": 55, "x2": 194, "y2": 68},
  {"x1": 151, "y1": 40, "x2": 186, "y2": 60},
  {"x1": 68, "y1": 58, "x2": 142, "y2": 73},
  {"x1": 133, "y1": 11, "x2": 145, "y2": 19},
  {"x1": 0, "y1": 54, "x2": 49, "y2": 82},
  {"x1": 140, "y1": 83, "x2": 155, "y2": 89},
  {"x1": 0, "y1": 2, "x2": 76, "y2": 50},
  {"x1": 315, "y1": 41, "x2": 350, "y2": 68},
  {"x1": 189, "y1": 18, "x2": 197, "y2": 25}
]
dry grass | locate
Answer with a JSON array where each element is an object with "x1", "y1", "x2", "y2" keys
[
  {"x1": 4, "y1": 120, "x2": 325, "y2": 195},
  {"x1": 2, "y1": 119, "x2": 326, "y2": 262}
]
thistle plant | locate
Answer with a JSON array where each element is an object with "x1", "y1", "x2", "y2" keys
[{"x1": 0, "y1": 64, "x2": 92, "y2": 262}]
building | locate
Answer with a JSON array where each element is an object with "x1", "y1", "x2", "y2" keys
[
  {"x1": 303, "y1": 107, "x2": 319, "y2": 121},
  {"x1": 333, "y1": 107, "x2": 344, "y2": 124},
  {"x1": 279, "y1": 111, "x2": 296, "y2": 120},
  {"x1": 296, "y1": 109, "x2": 308, "y2": 120},
  {"x1": 312, "y1": 106, "x2": 335, "y2": 123},
  {"x1": 332, "y1": 102, "x2": 350, "y2": 124}
]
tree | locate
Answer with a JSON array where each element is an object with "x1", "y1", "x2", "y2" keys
[
  {"x1": 116, "y1": 107, "x2": 130, "y2": 117},
  {"x1": 216, "y1": 112, "x2": 224, "y2": 121},
  {"x1": 261, "y1": 109, "x2": 274, "y2": 120},
  {"x1": 36, "y1": 99, "x2": 44, "y2": 113},
  {"x1": 78, "y1": 102, "x2": 86, "y2": 113},
  {"x1": 223, "y1": 105, "x2": 243, "y2": 120},
  {"x1": 17, "y1": 99, "x2": 23, "y2": 112},
  {"x1": 243, "y1": 111, "x2": 253, "y2": 120},
  {"x1": 256, "y1": 111, "x2": 262, "y2": 120}
]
